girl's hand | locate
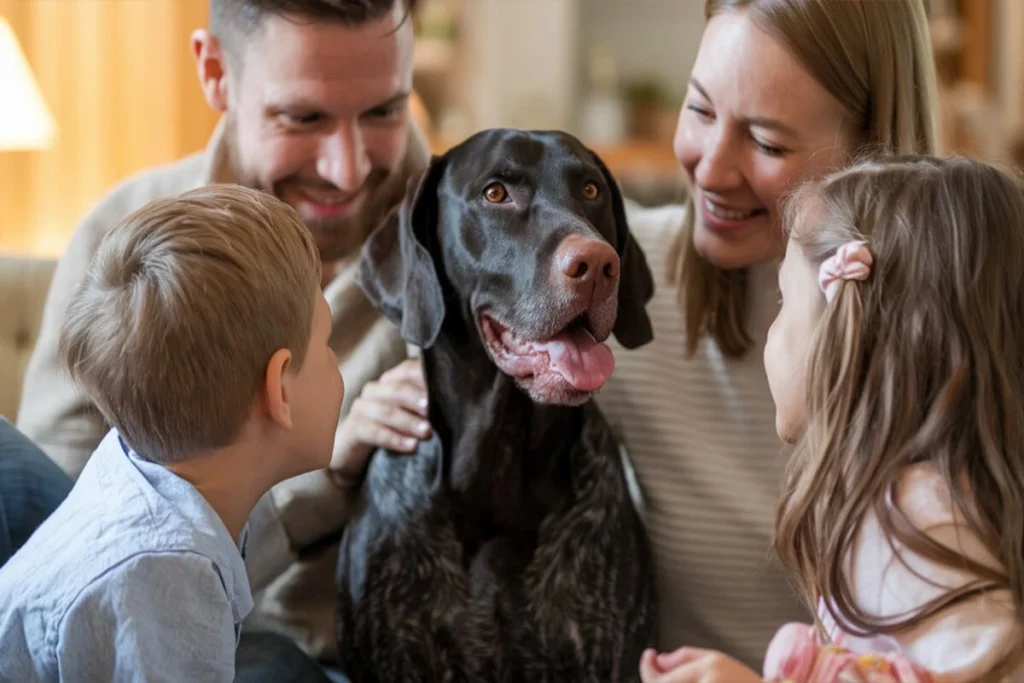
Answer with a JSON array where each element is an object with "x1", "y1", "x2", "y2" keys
[{"x1": 640, "y1": 647, "x2": 764, "y2": 683}]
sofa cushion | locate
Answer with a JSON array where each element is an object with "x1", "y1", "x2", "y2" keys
[{"x1": 0, "y1": 255, "x2": 56, "y2": 421}]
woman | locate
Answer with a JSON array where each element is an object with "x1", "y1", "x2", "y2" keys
[{"x1": 596, "y1": 0, "x2": 940, "y2": 669}]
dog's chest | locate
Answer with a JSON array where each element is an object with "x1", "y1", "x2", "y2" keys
[
  {"x1": 344, "y1": 406, "x2": 654, "y2": 682},
  {"x1": 457, "y1": 438, "x2": 570, "y2": 525}
]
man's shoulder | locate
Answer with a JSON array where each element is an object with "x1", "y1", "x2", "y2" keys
[
  {"x1": 66, "y1": 150, "x2": 210, "y2": 256},
  {"x1": 93, "y1": 150, "x2": 207, "y2": 220}
]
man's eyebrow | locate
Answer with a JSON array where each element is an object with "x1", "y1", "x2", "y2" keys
[
  {"x1": 265, "y1": 98, "x2": 321, "y2": 113},
  {"x1": 264, "y1": 91, "x2": 411, "y2": 114},
  {"x1": 365, "y1": 91, "x2": 411, "y2": 112}
]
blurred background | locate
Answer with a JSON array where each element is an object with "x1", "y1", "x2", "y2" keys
[{"x1": 1, "y1": 0, "x2": 1022, "y2": 258}]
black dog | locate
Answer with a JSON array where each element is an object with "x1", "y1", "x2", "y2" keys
[{"x1": 336, "y1": 128, "x2": 658, "y2": 682}]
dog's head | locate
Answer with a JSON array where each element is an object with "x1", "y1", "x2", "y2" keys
[{"x1": 357, "y1": 128, "x2": 655, "y2": 406}]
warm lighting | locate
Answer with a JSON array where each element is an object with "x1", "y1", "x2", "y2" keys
[{"x1": 0, "y1": 16, "x2": 57, "y2": 150}]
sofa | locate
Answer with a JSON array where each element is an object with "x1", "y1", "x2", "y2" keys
[{"x1": 0, "y1": 255, "x2": 56, "y2": 423}]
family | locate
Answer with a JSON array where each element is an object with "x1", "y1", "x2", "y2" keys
[{"x1": 1, "y1": 0, "x2": 1022, "y2": 681}]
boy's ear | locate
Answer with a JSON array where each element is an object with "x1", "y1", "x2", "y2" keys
[{"x1": 262, "y1": 348, "x2": 294, "y2": 431}]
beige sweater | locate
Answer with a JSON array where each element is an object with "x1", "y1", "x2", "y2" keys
[
  {"x1": 16, "y1": 118, "x2": 430, "y2": 661},
  {"x1": 600, "y1": 201, "x2": 809, "y2": 669}
]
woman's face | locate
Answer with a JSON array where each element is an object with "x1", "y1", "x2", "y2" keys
[{"x1": 675, "y1": 10, "x2": 858, "y2": 270}]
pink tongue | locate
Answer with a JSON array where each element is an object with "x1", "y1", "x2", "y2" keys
[{"x1": 532, "y1": 327, "x2": 615, "y2": 391}]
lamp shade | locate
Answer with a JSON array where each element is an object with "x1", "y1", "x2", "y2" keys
[{"x1": 0, "y1": 16, "x2": 57, "y2": 150}]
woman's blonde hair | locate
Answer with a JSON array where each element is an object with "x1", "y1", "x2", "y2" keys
[
  {"x1": 672, "y1": 0, "x2": 940, "y2": 358},
  {"x1": 776, "y1": 155, "x2": 1024, "y2": 676}
]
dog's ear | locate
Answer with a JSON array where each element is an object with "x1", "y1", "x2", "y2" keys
[
  {"x1": 590, "y1": 151, "x2": 655, "y2": 349},
  {"x1": 357, "y1": 156, "x2": 448, "y2": 349}
]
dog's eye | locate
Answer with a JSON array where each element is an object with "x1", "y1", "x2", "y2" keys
[
  {"x1": 483, "y1": 183, "x2": 508, "y2": 203},
  {"x1": 582, "y1": 182, "x2": 600, "y2": 200}
]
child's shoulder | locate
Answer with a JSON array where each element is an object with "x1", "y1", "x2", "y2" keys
[
  {"x1": 0, "y1": 542, "x2": 237, "y2": 678},
  {"x1": 0, "y1": 520, "x2": 225, "y2": 668},
  {"x1": 0, "y1": 431, "x2": 233, "y2": 621},
  {"x1": 852, "y1": 464, "x2": 1002, "y2": 599},
  {"x1": 844, "y1": 463, "x2": 1019, "y2": 680}
]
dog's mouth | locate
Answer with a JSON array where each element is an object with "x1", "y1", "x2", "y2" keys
[{"x1": 479, "y1": 312, "x2": 615, "y2": 403}]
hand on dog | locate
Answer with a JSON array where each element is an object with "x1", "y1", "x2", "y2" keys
[
  {"x1": 640, "y1": 647, "x2": 763, "y2": 683},
  {"x1": 329, "y1": 358, "x2": 431, "y2": 487}
]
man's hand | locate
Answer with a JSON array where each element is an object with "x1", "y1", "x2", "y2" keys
[
  {"x1": 640, "y1": 647, "x2": 764, "y2": 683},
  {"x1": 329, "y1": 358, "x2": 431, "y2": 487}
]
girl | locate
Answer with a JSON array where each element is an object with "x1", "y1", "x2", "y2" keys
[{"x1": 642, "y1": 155, "x2": 1024, "y2": 682}]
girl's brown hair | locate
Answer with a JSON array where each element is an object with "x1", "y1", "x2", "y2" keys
[
  {"x1": 776, "y1": 155, "x2": 1024, "y2": 676},
  {"x1": 672, "y1": 0, "x2": 940, "y2": 358}
]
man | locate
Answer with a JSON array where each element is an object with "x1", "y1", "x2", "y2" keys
[{"x1": 17, "y1": 0, "x2": 431, "y2": 679}]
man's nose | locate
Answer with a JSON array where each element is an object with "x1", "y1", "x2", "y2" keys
[{"x1": 316, "y1": 124, "x2": 371, "y2": 192}]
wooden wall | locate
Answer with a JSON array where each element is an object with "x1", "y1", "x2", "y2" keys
[{"x1": 0, "y1": 0, "x2": 218, "y2": 257}]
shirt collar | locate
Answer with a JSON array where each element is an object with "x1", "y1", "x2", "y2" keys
[{"x1": 105, "y1": 431, "x2": 254, "y2": 624}]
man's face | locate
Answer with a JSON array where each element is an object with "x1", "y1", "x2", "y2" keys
[{"x1": 216, "y1": 4, "x2": 414, "y2": 263}]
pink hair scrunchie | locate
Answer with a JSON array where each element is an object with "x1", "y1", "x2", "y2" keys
[{"x1": 818, "y1": 241, "x2": 873, "y2": 303}]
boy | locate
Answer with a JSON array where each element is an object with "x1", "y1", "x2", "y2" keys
[{"x1": 0, "y1": 184, "x2": 345, "y2": 681}]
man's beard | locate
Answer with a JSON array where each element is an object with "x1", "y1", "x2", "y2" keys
[
  {"x1": 224, "y1": 118, "x2": 403, "y2": 264},
  {"x1": 295, "y1": 174, "x2": 390, "y2": 263}
]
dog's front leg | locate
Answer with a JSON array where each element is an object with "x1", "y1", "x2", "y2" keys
[
  {"x1": 335, "y1": 438, "x2": 491, "y2": 683},
  {"x1": 516, "y1": 422, "x2": 657, "y2": 683}
]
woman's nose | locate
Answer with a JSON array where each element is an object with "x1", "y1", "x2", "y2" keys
[{"x1": 694, "y1": 126, "x2": 744, "y2": 191}]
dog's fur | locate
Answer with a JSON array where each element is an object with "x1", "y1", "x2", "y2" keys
[{"x1": 336, "y1": 128, "x2": 658, "y2": 682}]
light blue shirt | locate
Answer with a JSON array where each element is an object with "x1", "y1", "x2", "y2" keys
[{"x1": 0, "y1": 429, "x2": 253, "y2": 682}]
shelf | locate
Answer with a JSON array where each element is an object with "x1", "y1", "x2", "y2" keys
[{"x1": 413, "y1": 38, "x2": 456, "y2": 73}]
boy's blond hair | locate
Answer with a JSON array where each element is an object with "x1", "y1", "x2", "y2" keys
[{"x1": 60, "y1": 184, "x2": 322, "y2": 463}]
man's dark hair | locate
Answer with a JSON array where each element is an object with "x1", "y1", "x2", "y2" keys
[{"x1": 210, "y1": 0, "x2": 414, "y2": 64}]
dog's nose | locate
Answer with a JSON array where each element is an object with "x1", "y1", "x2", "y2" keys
[{"x1": 555, "y1": 234, "x2": 620, "y2": 298}]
